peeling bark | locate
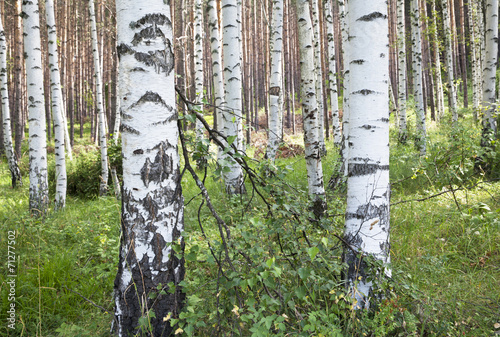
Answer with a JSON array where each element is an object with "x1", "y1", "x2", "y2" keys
[{"x1": 114, "y1": 2, "x2": 185, "y2": 336}]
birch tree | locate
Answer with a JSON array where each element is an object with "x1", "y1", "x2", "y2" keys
[
  {"x1": 266, "y1": 0, "x2": 284, "y2": 160},
  {"x1": 0, "y1": 10, "x2": 22, "y2": 188},
  {"x1": 113, "y1": 1, "x2": 185, "y2": 335},
  {"x1": 46, "y1": 0, "x2": 67, "y2": 209},
  {"x1": 339, "y1": 0, "x2": 351, "y2": 177},
  {"x1": 23, "y1": 0, "x2": 49, "y2": 216},
  {"x1": 441, "y1": 0, "x2": 458, "y2": 122},
  {"x1": 469, "y1": 0, "x2": 482, "y2": 119},
  {"x1": 311, "y1": 0, "x2": 326, "y2": 155},
  {"x1": 396, "y1": 0, "x2": 407, "y2": 142},
  {"x1": 324, "y1": 0, "x2": 341, "y2": 146},
  {"x1": 89, "y1": 0, "x2": 108, "y2": 195},
  {"x1": 431, "y1": 0, "x2": 445, "y2": 120},
  {"x1": 481, "y1": 0, "x2": 498, "y2": 137},
  {"x1": 194, "y1": 0, "x2": 205, "y2": 142},
  {"x1": 296, "y1": 0, "x2": 326, "y2": 215},
  {"x1": 411, "y1": 0, "x2": 426, "y2": 155},
  {"x1": 344, "y1": 0, "x2": 391, "y2": 308},
  {"x1": 222, "y1": 0, "x2": 246, "y2": 194}
]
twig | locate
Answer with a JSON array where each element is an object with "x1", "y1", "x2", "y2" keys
[{"x1": 62, "y1": 285, "x2": 112, "y2": 314}]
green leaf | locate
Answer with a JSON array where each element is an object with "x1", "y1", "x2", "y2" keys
[
  {"x1": 298, "y1": 267, "x2": 311, "y2": 280},
  {"x1": 295, "y1": 286, "x2": 306, "y2": 299},
  {"x1": 307, "y1": 246, "x2": 320, "y2": 260}
]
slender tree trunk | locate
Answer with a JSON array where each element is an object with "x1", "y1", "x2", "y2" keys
[
  {"x1": 266, "y1": 0, "x2": 284, "y2": 160},
  {"x1": 469, "y1": 0, "x2": 481, "y2": 120},
  {"x1": 397, "y1": 0, "x2": 408, "y2": 142},
  {"x1": 411, "y1": 0, "x2": 426, "y2": 155},
  {"x1": 194, "y1": 0, "x2": 204, "y2": 142},
  {"x1": 46, "y1": 0, "x2": 67, "y2": 209},
  {"x1": 295, "y1": 0, "x2": 326, "y2": 216},
  {"x1": 344, "y1": 0, "x2": 391, "y2": 309},
  {"x1": 89, "y1": 0, "x2": 109, "y2": 195},
  {"x1": 222, "y1": 0, "x2": 246, "y2": 194},
  {"x1": 481, "y1": 0, "x2": 498, "y2": 136},
  {"x1": 0, "y1": 11, "x2": 22, "y2": 187},
  {"x1": 441, "y1": 0, "x2": 458, "y2": 122},
  {"x1": 325, "y1": 0, "x2": 341, "y2": 146},
  {"x1": 431, "y1": 0, "x2": 445, "y2": 120},
  {"x1": 113, "y1": 2, "x2": 185, "y2": 336},
  {"x1": 23, "y1": 0, "x2": 49, "y2": 216}
]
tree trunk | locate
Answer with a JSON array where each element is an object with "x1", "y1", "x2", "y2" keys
[
  {"x1": 411, "y1": 0, "x2": 426, "y2": 155},
  {"x1": 325, "y1": 0, "x2": 341, "y2": 146},
  {"x1": 89, "y1": 0, "x2": 109, "y2": 195},
  {"x1": 222, "y1": 0, "x2": 246, "y2": 194},
  {"x1": 114, "y1": 1, "x2": 185, "y2": 336},
  {"x1": 46, "y1": 0, "x2": 67, "y2": 209},
  {"x1": 0, "y1": 11, "x2": 22, "y2": 188},
  {"x1": 396, "y1": 0, "x2": 408, "y2": 142},
  {"x1": 441, "y1": 0, "x2": 458, "y2": 122},
  {"x1": 23, "y1": 0, "x2": 49, "y2": 216},
  {"x1": 266, "y1": 0, "x2": 284, "y2": 160},
  {"x1": 344, "y1": 0, "x2": 391, "y2": 309},
  {"x1": 295, "y1": 0, "x2": 326, "y2": 216},
  {"x1": 194, "y1": 0, "x2": 205, "y2": 143}
]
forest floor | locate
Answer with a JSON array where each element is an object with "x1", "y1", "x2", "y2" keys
[{"x1": 0, "y1": 111, "x2": 499, "y2": 336}]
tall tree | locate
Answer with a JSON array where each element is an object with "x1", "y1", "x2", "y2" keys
[
  {"x1": 0, "y1": 9, "x2": 22, "y2": 188},
  {"x1": 441, "y1": 0, "x2": 458, "y2": 122},
  {"x1": 222, "y1": 0, "x2": 246, "y2": 194},
  {"x1": 396, "y1": 0, "x2": 407, "y2": 142},
  {"x1": 23, "y1": 0, "x2": 49, "y2": 216},
  {"x1": 296, "y1": 0, "x2": 326, "y2": 215},
  {"x1": 344, "y1": 0, "x2": 391, "y2": 309},
  {"x1": 266, "y1": 0, "x2": 284, "y2": 160},
  {"x1": 45, "y1": 0, "x2": 67, "y2": 209},
  {"x1": 89, "y1": 0, "x2": 109, "y2": 196},
  {"x1": 113, "y1": 1, "x2": 185, "y2": 335},
  {"x1": 411, "y1": 0, "x2": 426, "y2": 155},
  {"x1": 481, "y1": 0, "x2": 498, "y2": 139},
  {"x1": 324, "y1": 0, "x2": 341, "y2": 146},
  {"x1": 431, "y1": 0, "x2": 445, "y2": 121},
  {"x1": 194, "y1": 0, "x2": 204, "y2": 142}
]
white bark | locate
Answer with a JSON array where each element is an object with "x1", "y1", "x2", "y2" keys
[
  {"x1": 267, "y1": 0, "x2": 284, "y2": 160},
  {"x1": 441, "y1": 0, "x2": 458, "y2": 122},
  {"x1": 222, "y1": 0, "x2": 246, "y2": 194},
  {"x1": 0, "y1": 11, "x2": 22, "y2": 188},
  {"x1": 296, "y1": 0, "x2": 326, "y2": 214},
  {"x1": 89, "y1": 0, "x2": 109, "y2": 195},
  {"x1": 325, "y1": 0, "x2": 341, "y2": 146},
  {"x1": 23, "y1": 0, "x2": 49, "y2": 216},
  {"x1": 207, "y1": 0, "x2": 226, "y2": 162},
  {"x1": 46, "y1": 0, "x2": 67, "y2": 209},
  {"x1": 396, "y1": 0, "x2": 407, "y2": 142},
  {"x1": 411, "y1": 0, "x2": 426, "y2": 155},
  {"x1": 194, "y1": 0, "x2": 204, "y2": 140},
  {"x1": 311, "y1": 0, "x2": 326, "y2": 154},
  {"x1": 339, "y1": 0, "x2": 351, "y2": 176},
  {"x1": 344, "y1": 0, "x2": 391, "y2": 309},
  {"x1": 482, "y1": 0, "x2": 498, "y2": 134},
  {"x1": 431, "y1": 0, "x2": 445, "y2": 120},
  {"x1": 469, "y1": 0, "x2": 482, "y2": 119},
  {"x1": 114, "y1": 2, "x2": 184, "y2": 335}
]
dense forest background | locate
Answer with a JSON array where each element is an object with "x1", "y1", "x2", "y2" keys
[{"x1": 0, "y1": 0, "x2": 499, "y2": 336}]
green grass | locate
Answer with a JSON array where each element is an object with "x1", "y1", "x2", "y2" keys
[{"x1": 1, "y1": 107, "x2": 499, "y2": 336}]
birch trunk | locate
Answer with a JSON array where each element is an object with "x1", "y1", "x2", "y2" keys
[
  {"x1": 441, "y1": 0, "x2": 458, "y2": 122},
  {"x1": 207, "y1": 0, "x2": 226, "y2": 161},
  {"x1": 0, "y1": 10, "x2": 22, "y2": 188},
  {"x1": 469, "y1": 0, "x2": 481, "y2": 119},
  {"x1": 344, "y1": 0, "x2": 391, "y2": 308},
  {"x1": 114, "y1": 1, "x2": 185, "y2": 335},
  {"x1": 222, "y1": 0, "x2": 246, "y2": 194},
  {"x1": 411, "y1": 0, "x2": 426, "y2": 155},
  {"x1": 311, "y1": 0, "x2": 326, "y2": 155},
  {"x1": 45, "y1": 0, "x2": 67, "y2": 209},
  {"x1": 325, "y1": 0, "x2": 341, "y2": 146},
  {"x1": 194, "y1": 0, "x2": 204, "y2": 141},
  {"x1": 431, "y1": 0, "x2": 445, "y2": 121},
  {"x1": 89, "y1": 0, "x2": 108, "y2": 196},
  {"x1": 339, "y1": 0, "x2": 351, "y2": 176},
  {"x1": 267, "y1": 0, "x2": 284, "y2": 160},
  {"x1": 481, "y1": 0, "x2": 498, "y2": 135},
  {"x1": 296, "y1": 0, "x2": 326, "y2": 215},
  {"x1": 396, "y1": 0, "x2": 407, "y2": 142},
  {"x1": 23, "y1": 0, "x2": 49, "y2": 216}
]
